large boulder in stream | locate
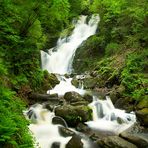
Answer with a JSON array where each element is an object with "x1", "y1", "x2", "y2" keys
[
  {"x1": 64, "y1": 91, "x2": 91, "y2": 106},
  {"x1": 55, "y1": 105, "x2": 92, "y2": 127},
  {"x1": 66, "y1": 135, "x2": 83, "y2": 148},
  {"x1": 52, "y1": 116, "x2": 68, "y2": 127},
  {"x1": 96, "y1": 136, "x2": 137, "y2": 148},
  {"x1": 58, "y1": 126, "x2": 75, "y2": 137},
  {"x1": 40, "y1": 71, "x2": 60, "y2": 93},
  {"x1": 136, "y1": 108, "x2": 148, "y2": 127},
  {"x1": 119, "y1": 124, "x2": 148, "y2": 148},
  {"x1": 64, "y1": 91, "x2": 84, "y2": 103}
]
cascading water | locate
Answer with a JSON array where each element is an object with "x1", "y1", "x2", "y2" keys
[
  {"x1": 86, "y1": 96, "x2": 136, "y2": 135},
  {"x1": 25, "y1": 14, "x2": 136, "y2": 148},
  {"x1": 41, "y1": 15, "x2": 100, "y2": 74}
]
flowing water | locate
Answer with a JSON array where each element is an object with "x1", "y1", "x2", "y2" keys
[{"x1": 25, "y1": 15, "x2": 136, "y2": 148}]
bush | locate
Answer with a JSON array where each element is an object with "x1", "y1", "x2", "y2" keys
[{"x1": 105, "y1": 42, "x2": 120, "y2": 56}]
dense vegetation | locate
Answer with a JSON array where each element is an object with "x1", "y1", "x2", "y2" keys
[
  {"x1": 0, "y1": 0, "x2": 147, "y2": 147},
  {"x1": 74, "y1": 0, "x2": 147, "y2": 104}
]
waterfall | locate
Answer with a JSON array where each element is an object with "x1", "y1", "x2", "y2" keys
[
  {"x1": 25, "y1": 14, "x2": 136, "y2": 148},
  {"x1": 41, "y1": 15, "x2": 100, "y2": 74}
]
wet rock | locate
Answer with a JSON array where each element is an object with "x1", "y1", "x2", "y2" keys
[
  {"x1": 76, "y1": 123, "x2": 91, "y2": 133},
  {"x1": 52, "y1": 116, "x2": 68, "y2": 127},
  {"x1": 41, "y1": 71, "x2": 60, "y2": 93},
  {"x1": 109, "y1": 85, "x2": 125, "y2": 104},
  {"x1": 29, "y1": 93, "x2": 59, "y2": 102},
  {"x1": 55, "y1": 105, "x2": 92, "y2": 127},
  {"x1": 119, "y1": 123, "x2": 148, "y2": 147},
  {"x1": 83, "y1": 77, "x2": 98, "y2": 89},
  {"x1": 93, "y1": 88, "x2": 109, "y2": 100},
  {"x1": 117, "y1": 117, "x2": 126, "y2": 124},
  {"x1": 70, "y1": 101, "x2": 89, "y2": 106},
  {"x1": 136, "y1": 108, "x2": 148, "y2": 126},
  {"x1": 120, "y1": 130, "x2": 148, "y2": 148},
  {"x1": 51, "y1": 142, "x2": 60, "y2": 148},
  {"x1": 66, "y1": 135, "x2": 83, "y2": 148},
  {"x1": 136, "y1": 98, "x2": 148, "y2": 110},
  {"x1": 58, "y1": 126, "x2": 75, "y2": 137},
  {"x1": 83, "y1": 93, "x2": 93, "y2": 103},
  {"x1": 64, "y1": 91, "x2": 84, "y2": 103},
  {"x1": 114, "y1": 97, "x2": 134, "y2": 112},
  {"x1": 96, "y1": 136, "x2": 137, "y2": 148},
  {"x1": 71, "y1": 78, "x2": 79, "y2": 88}
]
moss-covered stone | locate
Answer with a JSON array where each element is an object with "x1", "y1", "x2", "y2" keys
[
  {"x1": 40, "y1": 71, "x2": 60, "y2": 93},
  {"x1": 136, "y1": 108, "x2": 148, "y2": 126},
  {"x1": 136, "y1": 98, "x2": 148, "y2": 109},
  {"x1": 64, "y1": 91, "x2": 84, "y2": 103},
  {"x1": 55, "y1": 105, "x2": 92, "y2": 127}
]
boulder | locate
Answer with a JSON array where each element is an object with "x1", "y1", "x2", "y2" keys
[
  {"x1": 119, "y1": 123, "x2": 148, "y2": 147},
  {"x1": 52, "y1": 116, "x2": 68, "y2": 127},
  {"x1": 29, "y1": 93, "x2": 59, "y2": 102},
  {"x1": 120, "y1": 130, "x2": 148, "y2": 148},
  {"x1": 55, "y1": 105, "x2": 92, "y2": 127},
  {"x1": 83, "y1": 77, "x2": 98, "y2": 89},
  {"x1": 58, "y1": 126, "x2": 75, "y2": 137},
  {"x1": 66, "y1": 135, "x2": 83, "y2": 148},
  {"x1": 136, "y1": 98, "x2": 148, "y2": 110},
  {"x1": 96, "y1": 136, "x2": 137, "y2": 148},
  {"x1": 109, "y1": 85, "x2": 125, "y2": 104},
  {"x1": 71, "y1": 78, "x2": 80, "y2": 88},
  {"x1": 51, "y1": 142, "x2": 60, "y2": 148},
  {"x1": 70, "y1": 101, "x2": 89, "y2": 106},
  {"x1": 136, "y1": 108, "x2": 148, "y2": 126},
  {"x1": 64, "y1": 91, "x2": 84, "y2": 103},
  {"x1": 41, "y1": 71, "x2": 60, "y2": 93},
  {"x1": 114, "y1": 97, "x2": 134, "y2": 112},
  {"x1": 83, "y1": 93, "x2": 93, "y2": 103}
]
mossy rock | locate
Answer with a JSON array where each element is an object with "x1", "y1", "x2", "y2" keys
[
  {"x1": 71, "y1": 78, "x2": 79, "y2": 88},
  {"x1": 136, "y1": 108, "x2": 148, "y2": 126},
  {"x1": 64, "y1": 91, "x2": 84, "y2": 103},
  {"x1": 136, "y1": 98, "x2": 148, "y2": 109},
  {"x1": 41, "y1": 71, "x2": 60, "y2": 93},
  {"x1": 96, "y1": 136, "x2": 137, "y2": 148},
  {"x1": 55, "y1": 105, "x2": 92, "y2": 127},
  {"x1": 83, "y1": 77, "x2": 99, "y2": 89},
  {"x1": 66, "y1": 135, "x2": 83, "y2": 148}
]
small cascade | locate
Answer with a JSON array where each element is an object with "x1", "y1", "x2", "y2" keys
[
  {"x1": 24, "y1": 104, "x2": 71, "y2": 148},
  {"x1": 47, "y1": 77, "x2": 85, "y2": 96},
  {"x1": 86, "y1": 96, "x2": 136, "y2": 134}
]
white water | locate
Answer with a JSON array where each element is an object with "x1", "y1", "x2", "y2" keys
[
  {"x1": 47, "y1": 76, "x2": 85, "y2": 96},
  {"x1": 86, "y1": 96, "x2": 136, "y2": 135},
  {"x1": 41, "y1": 15, "x2": 100, "y2": 74},
  {"x1": 26, "y1": 14, "x2": 136, "y2": 148},
  {"x1": 24, "y1": 104, "x2": 71, "y2": 148}
]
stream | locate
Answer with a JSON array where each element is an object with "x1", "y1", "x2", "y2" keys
[{"x1": 25, "y1": 15, "x2": 136, "y2": 148}]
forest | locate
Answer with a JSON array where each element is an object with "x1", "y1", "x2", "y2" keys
[{"x1": 0, "y1": 0, "x2": 147, "y2": 147}]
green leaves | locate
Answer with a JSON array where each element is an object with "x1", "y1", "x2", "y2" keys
[{"x1": 0, "y1": 86, "x2": 33, "y2": 147}]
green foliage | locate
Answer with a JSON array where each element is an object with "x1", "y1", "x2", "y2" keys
[
  {"x1": 90, "y1": 0, "x2": 148, "y2": 49},
  {"x1": 0, "y1": 86, "x2": 33, "y2": 147},
  {"x1": 105, "y1": 42, "x2": 120, "y2": 56},
  {"x1": 68, "y1": 0, "x2": 89, "y2": 16},
  {"x1": 121, "y1": 49, "x2": 148, "y2": 101}
]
